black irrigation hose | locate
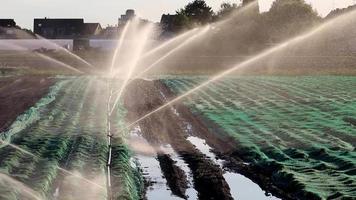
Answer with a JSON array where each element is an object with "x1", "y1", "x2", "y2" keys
[{"x1": 106, "y1": 83, "x2": 114, "y2": 200}]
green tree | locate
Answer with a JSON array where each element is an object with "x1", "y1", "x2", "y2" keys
[
  {"x1": 215, "y1": 2, "x2": 239, "y2": 19},
  {"x1": 176, "y1": 0, "x2": 214, "y2": 27},
  {"x1": 263, "y1": 0, "x2": 321, "y2": 41}
]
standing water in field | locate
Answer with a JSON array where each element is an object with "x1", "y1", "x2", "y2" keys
[
  {"x1": 169, "y1": 102, "x2": 279, "y2": 200},
  {"x1": 127, "y1": 126, "x2": 183, "y2": 200},
  {"x1": 186, "y1": 136, "x2": 279, "y2": 200}
]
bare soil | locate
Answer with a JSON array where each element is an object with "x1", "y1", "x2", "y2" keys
[
  {"x1": 157, "y1": 153, "x2": 188, "y2": 198},
  {"x1": 124, "y1": 79, "x2": 233, "y2": 200},
  {"x1": 0, "y1": 75, "x2": 54, "y2": 132}
]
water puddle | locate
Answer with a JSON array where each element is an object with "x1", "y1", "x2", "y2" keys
[
  {"x1": 132, "y1": 127, "x2": 279, "y2": 200},
  {"x1": 135, "y1": 154, "x2": 182, "y2": 200},
  {"x1": 53, "y1": 187, "x2": 59, "y2": 199},
  {"x1": 129, "y1": 127, "x2": 183, "y2": 200},
  {"x1": 161, "y1": 145, "x2": 199, "y2": 200},
  {"x1": 187, "y1": 136, "x2": 218, "y2": 163},
  {"x1": 172, "y1": 105, "x2": 279, "y2": 199},
  {"x1": 224, "y1": 172, "x2": 279, "y2": 200},
  {"x1": 186, "y1": 136, "x2": 280, "y2": 200}
]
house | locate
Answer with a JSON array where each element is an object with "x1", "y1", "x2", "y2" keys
[
  {"x1": 0, "y1": 19, "x2": 16, "y2": 27},
  {"x1": 34, "y1": 18, "x2": 103, "y2": 39},
  {"x1": 34, "y1": 18, "x2": 84, "y2": 39}
]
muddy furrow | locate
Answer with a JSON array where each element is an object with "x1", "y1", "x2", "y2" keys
[
  {"x1": 123, "y1": 79, "x2": 233, "y2": 200},
  {"x1": 157, "y1": 153, "x2": 188, "y2": 199}
]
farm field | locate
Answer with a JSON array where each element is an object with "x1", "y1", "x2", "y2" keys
[
  {"x1": 0, "y1": 75, "x2": 355, "y2": 200},
  {"x1": 2, "y1": 0, "x2": 356, "y2": 199},
  {"x1": 162, "y1": 76, "x2": 356, "y2": 199}
]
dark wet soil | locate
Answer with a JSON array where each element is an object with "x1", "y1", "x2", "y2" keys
[
  {"x1": 157, "y1": 153, "x2": 188, "y2": 198},
  {"x1": 0, "y1": 75, "x2": 54, "y2": 132},
  {"x1": 124, "y1": 79, "x2": 233, "y2": 200},
  {"x1": 343, "y1": 117, "x2": 356, "y2": 126}
]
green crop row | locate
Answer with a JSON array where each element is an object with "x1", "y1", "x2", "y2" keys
[
  {"x1": 0, "y1": 77, "x2": 144, "y2": 200},
  {"x1": 110, "y1": 93, "x2": 144, "y2": 200}
]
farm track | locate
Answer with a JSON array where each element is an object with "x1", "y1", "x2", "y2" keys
[{"x1": 162, "y1": 76, "x2": 356, "y2": 199}]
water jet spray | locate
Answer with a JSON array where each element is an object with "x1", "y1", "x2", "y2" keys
[
  {"x1": 117, "y1": 9, "x2": 356, "y2": 134},
  {"x1": 35, "y1": 34, "x2": 95, "y2": 69},
  {"x1": 109, "y1": 21, "x2": 131, "y2": 76},
  {"x1": 134, "y1": 26, "x2": 210, "y2": 79},
  {"x1": 0, "y1": 139, "x2": 106, "y2": 190},
  {"x1": 109, "y1": 23, "x2": 154, "y2": 115},
  {"x1": 0, "y1": 41, "x2": 84, "y2": 74}
]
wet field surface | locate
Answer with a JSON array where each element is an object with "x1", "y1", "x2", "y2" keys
[
  {"x1": 124, "y1": 79, "x2": 282, "y2": 200},
  {"x1": 0, "y1": 75, "x2": 355, "y2": 200},
  {"x1": 162, "y1": 76, "x2": 356, "y2": 199}
]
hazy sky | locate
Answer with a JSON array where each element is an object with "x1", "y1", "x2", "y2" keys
[{"x1": 0, "y1": 0, "x2": 354, "y2": 29}]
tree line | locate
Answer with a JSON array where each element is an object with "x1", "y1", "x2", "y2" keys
[
  {"x1": 153, "y1": 0, "x2": 356, "y2": 74},
  {"x1": 162, "y1": 0, "x2": 322, "y2": 44}
]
